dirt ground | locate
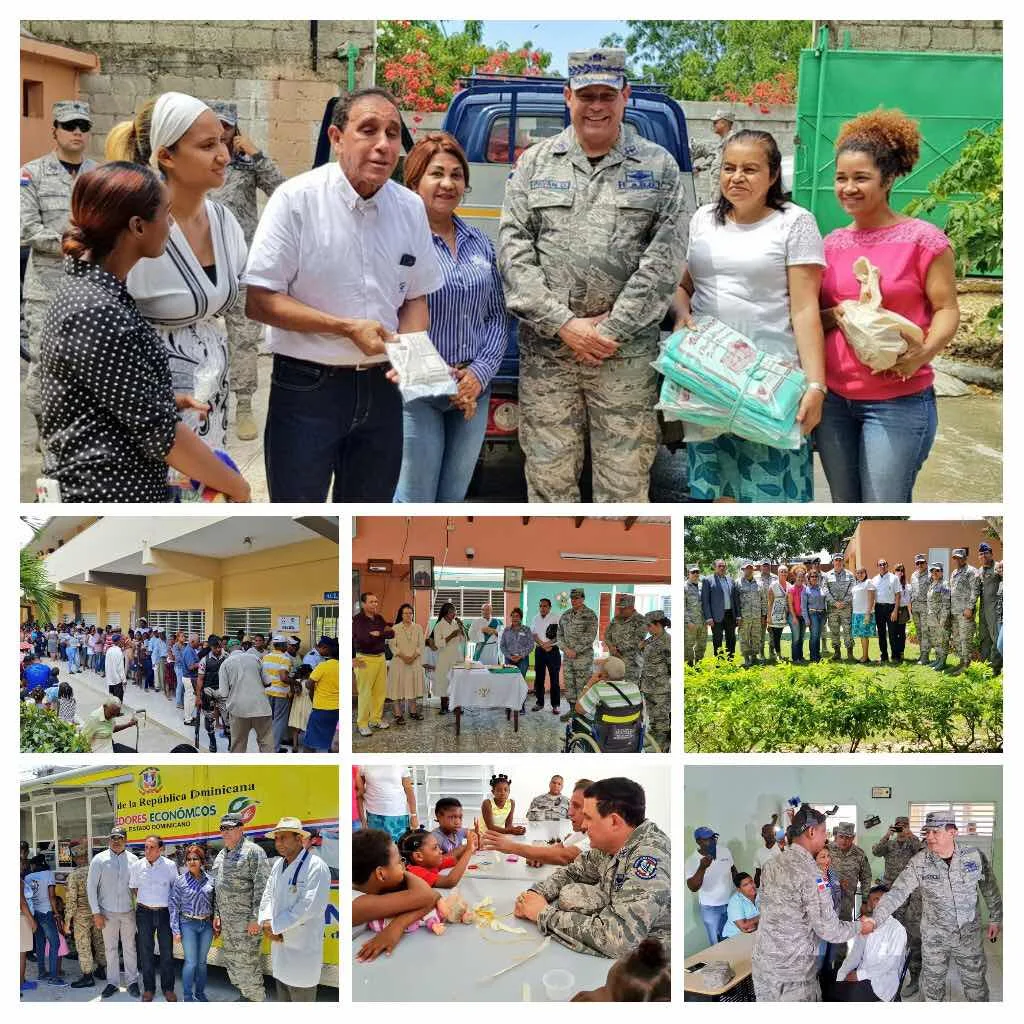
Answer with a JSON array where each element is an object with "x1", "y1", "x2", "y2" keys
[{"x1": 948, "y1": 284, "x2": 1003, "y2": 366}]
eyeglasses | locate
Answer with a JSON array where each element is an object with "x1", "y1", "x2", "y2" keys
[{"x1": 58, "y1": 120, "x2": 92, "y2": 133}]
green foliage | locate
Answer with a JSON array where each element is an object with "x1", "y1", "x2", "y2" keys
[
  {"x1": 601, "y1": 20, "x2": 810, "y2": 102},
  {"x1": 20, "y1": 543, "x2": 57, "y2": 623},
  {"x1": 685, "y1": 657, "x2": 1002, "y2": 753},
  {"x1": 21, "y1": 702, "x2": 90, "y2": 754}
]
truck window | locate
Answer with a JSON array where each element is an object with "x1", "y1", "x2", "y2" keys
[{"x1": 485, "y1": 115, "x2": 564, "y2": 163}]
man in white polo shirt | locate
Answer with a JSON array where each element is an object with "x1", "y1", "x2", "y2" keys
[
  {"x1": 530, "y1": 597, "x2": 562, "y2": 713},
  {"x1": 244, "y1": 86, "x2": 443, "y2": 501},
  {"x1": 685, "y1": 825, "x2": 740, "y2": 945},
  {"x1": 871, "y1": 558, "x2": 900, "y2": 664},
  {"x1": 129, "y1": 835, "x2": 179, "y2": 1001}
]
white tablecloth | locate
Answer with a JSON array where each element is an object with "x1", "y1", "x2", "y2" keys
[
  {"x1": 353, "y1": 875, "x2": 610, "y2": 1001},
  {"x1": 468, "y1": 821, "x2": 568, "y2": 881},
  {"x1": 449, "y1": 666, "x2": 529, "y2": 710}
]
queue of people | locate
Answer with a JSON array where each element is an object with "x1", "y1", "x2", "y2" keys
[
  {"x1": 23, "y1": 45, "x2": 962, "y2": 504},
  {"x1": 683, "y1": 547, "x2": 1002, "y2": 673},
  {"x1": 352, "y1": 589, "x2": 671, "y2": 749}
]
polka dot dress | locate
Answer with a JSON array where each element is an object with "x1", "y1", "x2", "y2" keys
[{"x1": 39, "y1": 256, "x2": 180, "y2": 501}]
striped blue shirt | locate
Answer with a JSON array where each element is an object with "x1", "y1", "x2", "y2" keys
[
  {"x1": 427, "y1": 216, "x2": 510, "y2": 390},
  {"x1": 168, "y1": 869, "x2": 215, "y2": 934}
]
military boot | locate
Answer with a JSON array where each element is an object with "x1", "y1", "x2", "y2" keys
[
  {"x1": 948, "y1": 660, "x2": 966, "y2": 676},
  {"x1": 902, "y1": 976, "x2": 920, "y2": 998},
  {"x1": 930, "y1": 652, "x2": 946, "y2": 671},
  {"x1": 234, "y1": 395, "x2": 258, "y2": 441}
]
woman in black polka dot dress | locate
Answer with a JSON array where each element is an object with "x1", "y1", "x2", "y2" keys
[{"x1": 38, "y1": 162, "x2": 250, "y2": 502}]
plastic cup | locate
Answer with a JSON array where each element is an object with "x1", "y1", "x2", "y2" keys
[{"x1": 542, "y1": 969, "x2": 575, "y2": 1001}]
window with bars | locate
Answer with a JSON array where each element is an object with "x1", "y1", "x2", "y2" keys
[
  {"x1": 432, "y1": 588, "x2": 506, "y2": 619},
  {"x1": 909, "y1": 801, "x2": 996, "y2": 851},
  {"x1": 147, "y1": 609, "x2": 206, "y2": 637},
  {"x1": 812, "y1": 803, "x2": 858, "y2": 838},
  {"x1": 224, "y1": 607, "x2": 272, "y2": 639},
  {"x1": 310, "y1": 604, "x2": 338, "y2": 648}
]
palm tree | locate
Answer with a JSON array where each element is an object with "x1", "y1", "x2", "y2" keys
[{"x1": 20, "y1": 544, "x2": 57, "y2": 624}]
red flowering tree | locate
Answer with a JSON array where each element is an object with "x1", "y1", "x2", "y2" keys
[{"x1": 717, "y1": 72, "x2": 797, "y2": 114}]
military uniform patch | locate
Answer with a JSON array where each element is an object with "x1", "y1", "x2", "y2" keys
[
  {"x1": 619, "y1": 169, "x2": 658, "y2": 191},
  {"x1": 633, "y1": 855, "x2": 659, "y2": 880},
  {"x1": 816, "y1": 875, "x2": 827, "y2": 893},
  {"x1": 530, "y1": 178, "x2": 571, "y2": 190}
]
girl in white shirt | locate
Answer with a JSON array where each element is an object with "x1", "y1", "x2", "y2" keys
[{"x1": 851, "y1": 568, "x2": 877, "y2": 664}]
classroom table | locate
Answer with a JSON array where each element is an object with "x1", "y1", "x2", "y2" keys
[
  {"x1": 353, "y1": 874, "x2": 611, "y2": 1001},
  {"x1": 449, "y1": 666, "x2": 529, "y2": 737},
  {"x1": 683, "y1": 932, "x2": 756, "y2": 1001},
  {"x1": 468, "y1": 820, "x2": 570, "y2": 881}
]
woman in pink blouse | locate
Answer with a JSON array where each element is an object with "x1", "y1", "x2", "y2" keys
[
  {"x1": 816, "y1": 110, "x2": 960, "y2": 501},
  {"x1": 786, "y1": 567, "x2": 807, "y2": 664}
]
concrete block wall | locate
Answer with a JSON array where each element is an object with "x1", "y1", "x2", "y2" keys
[
  {"x1": 818, "y1": 20, "x2": 1002, "y2": 53},
  {"x1": 22, "y1": 20, "x2": 375, "y2": 177}
]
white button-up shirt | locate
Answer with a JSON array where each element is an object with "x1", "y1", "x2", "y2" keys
[
  {"x1": 87, "y1": 847, "x2": 139, "y2": 914},
  {"x1": 871, "y1": 572, "x2": 899, "y2": 604},
  {"x1": 531, "y1": 610, "x2": 561, "y2": 644},
  {"x1": 104, "y1": 644, "x2": 125, "y2": 688},
  {"x1": 259, "y1": 850, "x2": 332, "y2": 989},
  {"x1": 243, "y1": 161, "x2": 443, "y2": 366},
  {"x1": 836, "y1": 915, "x2": 907, "y2": 1001},
  {"x1": 129, "y1": 855, "x2": 179, "y2": 907}
]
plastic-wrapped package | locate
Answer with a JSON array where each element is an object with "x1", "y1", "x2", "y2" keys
[
  {"x1": 387, "y1": 331, "x2": 457, "y2": 402},
  {"x1": 652, "y1": 316, "x2": 807, "y2": 450}
]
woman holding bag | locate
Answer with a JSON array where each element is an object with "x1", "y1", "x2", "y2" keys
[{"x1": 817, "y1": 109, "x2": 959, "y2": 502}]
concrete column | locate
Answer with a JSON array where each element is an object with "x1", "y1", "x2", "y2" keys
[{"x1": 208, "y1": 578, "x2": 223, "y2": 641}]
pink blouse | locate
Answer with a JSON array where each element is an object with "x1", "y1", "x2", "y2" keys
[
  {"x1": 821, "y1": 218, "x2": 951, "y2": 400},
  {"x1": 789, "y1": 584, "x2": 804, "y2": 616}
]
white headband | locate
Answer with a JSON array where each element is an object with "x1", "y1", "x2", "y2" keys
[{"x1": 149, "y1": 92, "x2": 211, "y2": 171}]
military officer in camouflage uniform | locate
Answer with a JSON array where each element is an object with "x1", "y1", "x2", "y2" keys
[
  {"x1": 752, "y1": 803, "x2": 865, "y2": 1001},
  {"x1": 872, "y1": 815, "x2": 924, "y2": 995},
  {"x1": 525, "y1": 776, "x2": 571, "y2": 820},
  {"x1": 604, "y1": 593, "x2": 648, "y2": 677},
  {"x1": 210, "y1": 100, "x2": 287, "y2": 441},
  {"x1": 514, "y1": 777, "x2": 670, "y2": 958},
  {"x1": 736, "y1": 560, "x2": 767, "y2": 667},
  {"x1": 992, "y1": 561, "x2": 1003, "y2": 674},
  {"x1": 21, "y1": 100, "x2": 98, "y2": 442},
  {"x1": 65, "y1": 846, "x2": 106, "y2": 988},
  {"x1": 909, "y1": 554, "x2": 932, "y2": 664},
  {"x1": 640, "y1": 610, "x2": 671, "y2": 750},
  {"x1": 948, "y1": 548, "x2": 980, "y2": 674},
  {"x1": 498, "y1": 49, "x2": 690, "y2": 502},
  {"x1": 926, "y1": 563, "x2": 953, "y2": 671},
  {"x1": 684, "y1": 565, "x2": 707, "y2": 667},
  {"x1": 557, "y1": 588, "x2": 599, "y2": 708},
  {"x1": 706, "y1": 109, "x2": 737, "y2": 202},
  {"x1": 872, "y1": 811, "x2": 1002, "y2": 1002},
  {"x1": 823, "y1": 553, "x2": 856, "y2": 660},
  {"x1": 757, "y1": 560, "x2": 777, "y2": 663},
  {"x1": 975, "y1": 542, "x2": 1000, "y2": 665},
  {"x1": 828, "y1": 822, "x2": 873, "y2": 921},
  {"x1": 210, "y1": 812, "x2": 271, "y2": 1001}
]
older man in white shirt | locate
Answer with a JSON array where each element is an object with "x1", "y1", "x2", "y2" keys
[
  {"x1": 831, "y1": 884, "x2": 908, "y2": 1001},
  {"x1": 129, "y1": 835, "x2": 180, "y2": 1001},
  {"x1": 104, "y1": 634, "x2": 126, "y2": 702},
  {"x1": 244, "y1": 86, "x2": 443, "y2": 502},
  {"x1": 87, "y1": 827, "x2": 140, "y2": 999},
  {"x1": 870, "y1": 558, "x2": 901, "y2": 664},
  {"x1": 220, "y1": 641, "x2": 274, "y2": 753},
  {"x1": 530, "y1": 597, "x2": 562, "y2": 712},
  {"x1": 258, "y1": 817, "x2": 331, "y2": 1002},
  {"x1": 469, "y1": 603, "x2": 500, "y2": 664}
]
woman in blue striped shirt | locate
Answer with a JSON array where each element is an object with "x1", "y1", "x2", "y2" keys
[
  {"x1": 395, "y1": 133, "x2": 510, "y2": 501},
  {"x1": 169, "y1": 844, "x2": 215, "y2": 1002}
]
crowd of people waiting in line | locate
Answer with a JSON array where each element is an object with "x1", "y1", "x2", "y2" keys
[
  {"x1": 21, "y1": 815, "x2": 331, "y2": 1001},
  {"x1": 20, "y1": 620, "x2": 339, "y2": 753},
  {"x1": 684, "y1": 545, "x2": 1002, "y2": 673},
  {"x1": 24, "y1": 46, "x2": 961, "y2": 505},
  {"x1": 352, "y1": 589, "x2": 671, "y2": 749}
]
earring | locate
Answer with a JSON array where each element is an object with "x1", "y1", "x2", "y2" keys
[{"x1": 463, "y1": 185, "x2": 472, "y2": 195}]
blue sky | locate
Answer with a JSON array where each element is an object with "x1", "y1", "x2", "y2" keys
[{"x1": 438, "y1": 20, "x2": 630, "y2": 76}]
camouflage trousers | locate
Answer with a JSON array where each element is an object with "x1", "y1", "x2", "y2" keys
[
  {"x1": 922, "y1": 924, "x2": 989, "y2": 1001},
  {"x1": 752, "y1": 966, "x2": 821, "y2": 1001},
  {"x1": 827, "y1": 608, "x2": 854, "y2": 654},
  {"x1": 738, "y1": 617, "x2": 762, "y2": 658},
  {"x1": 562, "y1": 654, "x2": 593, "y2": 706},
  {"x1": 224, "y1": 285, "x2": 263, "y2": 399},
  {"x1": 23, "y1": 294, "x2": 52, "y2": 418},
  {"x1": 641, "y1": 685, "x2": 670, "y2": 751},
  {"x1": 518, "y1": 334, "x2": 658, "y2": 502},
  {"x1": 893, "y1": 890, "x2": 922, "y2": 982},
  {"x1": 926, "y1": 620, "x2": 951, "y2": 663},
  {"x1": 69, "y1": 910, "x2": 107, "y2": 974},
  {"x1": 684, "y1": 623, "x2": 707, "y2": 665},
  {"x1": 219, "y1": 921, "x2": 265, "y2": 1001},
  {"x1": 952, "y1": 614, "x2": 975, "y2": 663},
  {"x1": 977, "y1": 603, "x2": 998, "y2": 662},
  {"x1": 912, "y1": 611, "x2": 926, "y2": 658}
]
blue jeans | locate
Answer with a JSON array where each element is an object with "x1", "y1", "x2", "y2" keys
[
  {"x1": 180, "y1": 917, "x2": 212, "y2": 1000},
  {"x1": 807, "y1": 611, "x2": 825, "y2": 661},
  {"x1": 33, "y1": 910, "x2": 59, "y2": 977},
  {"x1": 175, "y1": 666, "x2": 185, "y2": 708},
  {"x1": 815, "y1": 387, "x2": 937, "y2": 502},
  {"x1": 67, "y1": 647, "x2": 79, "y2": 673},
  {"x1": 789, "y1": 614, "x2": 806, "y2": 661},
  {"x1": 394, "y1": 386, "x2": 491, "y2": 501},
  {"x1": 264, "y1": 356, "x2": 403, "y2": 502},
  {"x1": 700, "y1": 903, "x2": 728, "y2": 946}
]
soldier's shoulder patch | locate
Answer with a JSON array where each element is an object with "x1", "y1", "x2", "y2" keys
[
  {"x1": 633, "y1": 855, "x2": 659, "y2": 880},
  {"x1": 613, "y1": 871, "x2": 628, "y2": 891},
  {"x1": 815, "y1": 874, "x2": 827, "y2": 893},
  {"x1": 962, "y1": 851, "x2": 982, "y2": 873},
  {"x1": 20, "y1": 168, "x2": 32, "y2": 186}
]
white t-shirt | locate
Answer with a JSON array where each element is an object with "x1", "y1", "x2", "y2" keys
[
  {"x1": 685, "y1": 845, "x2": 735, "y2": 906},
  {"x1": 24, "y1": 869, "x2": 55, "y2": 915},
  {"x1": 852, "y1": 580, "x2": 876, "y2": 615},
  {"x1": 243, "y1": 162, "x2": 443, "y2": 365},
  {"x1": 754, "y1": 843, "x2": 782, "y2": 871},
  {"x1": 360, "y1": 765, "x2": 412, "y2": 817},
  {"x1": 871, "y1": 572, "x2": 899, "y2": 604},
  {"x1": 687, "y1": 201, "x2": 826, "y2": 362},
  {"x1": 531, "y1": 610, "x2": 561, "y2": 643},
  {"x1": 128, "y1": 855, "x2": 178, "y2": 907}
]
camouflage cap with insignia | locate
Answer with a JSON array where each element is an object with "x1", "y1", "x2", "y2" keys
[
  {"x1": 570, "y1": 587, "x2": 586, "y2": 599},
  {"x1": 930, "y1": 562, "x2": 944, "y2": 572},
  {"x1": 687, "y1": 564, "x2": 700, "y2": 573},
  {"x1": 712, "y1": 108, "x2": 735, "y2": 124},
  {"x1": 923, "y1": 811, "x2": 957, "y2": 831},
  {"x1": 52, "y1": 100, "x2": 92, "y2": 126},
  {"x1": 831, "y1": 552, "x2": 845, "y2": 561},
  {"x1": 952, "y1": 547, "x2": 968, "y2": 559},
  {"x1": 567, "y1": 48, "x2": 626, "y2": 91},
  {"x1": 915, "y1": 553, "x2": 927, "y2": 563},
  {"x1": 210, "y1": 100, "x2": 238, "y2": 127},
  {"x1": 645, "y1": 609, "x2": 668, "y2": 626},
  {"x1": 836, "y1": 821, "x2": 856, "y2": 837}
]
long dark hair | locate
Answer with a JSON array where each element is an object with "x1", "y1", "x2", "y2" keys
[
  {"x1": 713, "y1": 129, "x2": 787, "y2": 225},
  {"x1": 394, "y1": 603, "x2": 414, "y2": 626}
]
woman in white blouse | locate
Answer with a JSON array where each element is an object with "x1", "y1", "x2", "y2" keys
[
  {"x1": 850, "y1": 568, "x2": 878, "y2": 664},
  {"x1": 765, "y1": 565, "x2": 790, "y2": 663},
  {"x1": 431, "y1": 603, "x2": 465, "y2": 716}
]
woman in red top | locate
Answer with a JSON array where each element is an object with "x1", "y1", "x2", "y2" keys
[
  {"x1": 398, "y1": 828, "x2": 478, "y2": 888},
  {"x1": 787, "y1": 568, "x2": 807, "y2": 664},
  {"x1": 816, "y1": 110, "x2": 959, "y2": 502}
]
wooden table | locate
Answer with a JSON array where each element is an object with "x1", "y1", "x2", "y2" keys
[
  {"x1": 683, "y1": 932, "x2": 756, "y2": 1000},
  {"x1": 449, "y1": 666, "x2": 529, "y2": 738}
]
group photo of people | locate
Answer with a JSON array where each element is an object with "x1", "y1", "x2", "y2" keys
[
  {"x1": 683, "y1": 764, "x2": 1002, "y2": 1002},
  {"x1": 351, "y1": 516, "x2": 671, "y2": 752},
  {"x1": 353, "y1": 762, "x2": 670, "y2": 1001},
  {"x1": 683, "y1": 515, "x2": 1004, "y2": 753},
  {"x1": 21, "y1": 763, "x2": 339, "y2": 1002}
]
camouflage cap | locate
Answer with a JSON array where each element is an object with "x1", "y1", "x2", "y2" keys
[
  {"x1": 952, "y1": 548, "x2": 968, "y2": 559},
  {"x1": 836, "y1": 821, "x2": 856, "y2": 837},
  {"x1": 52, "y1": 100, "x2": 92, "y2": 125},
  {"x1": 616, "y1": 593, "x2": 635, "y2": 606},
  {"x1": 923, "y1": 811, "x2": 958, "y2": 831},
  {"x1": 567, "y1": 48, "x2": 626, "y2": 91},
  {"x1": 740, "y1": 558, "x2": 754, "y2": 569},
  {"x1": 930, "y1": 562, "x2": 944, "y2": 572},
  {"x1": 210, "y1": 100, "x2": 238, "y2": 127},
  {"x1": 711, "y1": 108, "x2": 735, "y2": 123},
  {"x1": 831, "y1": 553, "x2": 845, "y2": 561},
  {"x1": 915, "y1": 553, "x2": 927, "y2": 563},
  {"x1": 645, "y1": 609, "x2": 668, "y2": 625},
  {"x1": 569, "y1": 587, "x2": 585, "y2": 599},
  {"x1": 109, "y1": 826, "x2": 127, "y2": 839},
  {"x1": 219, "y1": 813, "x2": 243, "y2": 829},
  {"x1": 687, "y1": 564, "x2": 700, "y2": 573},
  {"x1": 760, "y1": 558, "x2": 772, "y2": 566}
]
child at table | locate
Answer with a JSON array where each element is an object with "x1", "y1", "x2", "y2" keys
[
  {"x1": 431, "y1": 797, "x2": 469, "y2": 855},
  {"x1": 481, "y1": 773, "x2": 527, "y2": 835},
  {"x1": 399, "y1": 827, "x2": 479, "y2": 889},
  {"x1": 571, "y1": 938, "x2": 671, "y2": 1002}
]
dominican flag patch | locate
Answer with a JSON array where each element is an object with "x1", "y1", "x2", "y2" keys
[{"x1": 816, "y1": 875, "x2": 827, "y2": 893}]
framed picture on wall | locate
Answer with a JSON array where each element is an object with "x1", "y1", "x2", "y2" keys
[
  {"x1": 503, "y1": 565, "x2": 524, "y2": 591},
  {"x1": 410, "y1": 556, "x2": 434, "y2": 590}
]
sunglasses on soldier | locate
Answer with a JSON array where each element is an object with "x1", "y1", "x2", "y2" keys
[{"x1": 58, "y1": 120, "x2": 92, "y2": 133}]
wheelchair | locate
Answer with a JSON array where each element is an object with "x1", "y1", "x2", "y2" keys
[{"x1": 563, "y1": 688, "x2": 661, "y2": 753}]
